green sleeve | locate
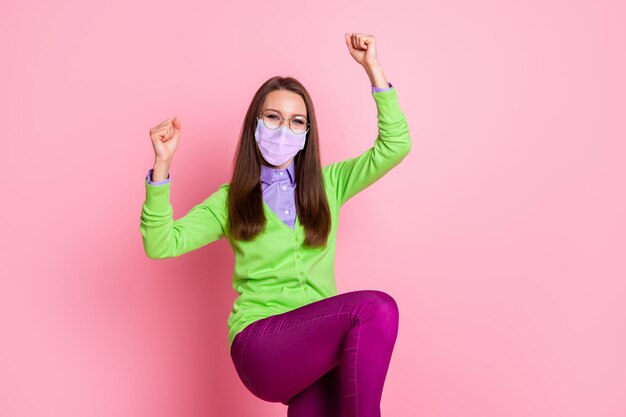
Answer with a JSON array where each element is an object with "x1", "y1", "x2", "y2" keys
[
  {"x1": 325, "y1": 87, "x2": 412, "y2": 206},
  {"x1": 139, "y1": 180, "x2": 228, "y2": 259}
]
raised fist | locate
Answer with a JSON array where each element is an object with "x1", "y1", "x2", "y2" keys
[
  {"x1": 149, "y1": 117, "x2": 181, "y2": 162},
  {"x1": 344, "y1": 33, "x2": 379, "y2": 68}
]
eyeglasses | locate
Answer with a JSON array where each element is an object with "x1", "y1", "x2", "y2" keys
[{"x1": 258, "y1": 110, "x2": 310, "y2": 135}]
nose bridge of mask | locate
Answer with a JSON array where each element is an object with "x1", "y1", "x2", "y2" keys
[
  {"x1": 258, "y1": 118, "x2": 300, "y2": 140},
  {"x1": 262, "y1": 117, "x2": 295, "y2": 133}
]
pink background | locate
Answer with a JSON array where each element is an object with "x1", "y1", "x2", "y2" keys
[{"x1": 2, "y1": 0, "x2": 625, "y2": 416}]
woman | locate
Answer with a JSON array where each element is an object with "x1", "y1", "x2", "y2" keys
[{"x1": 140, "y1": 33, "x2": 411, "y2": 417}]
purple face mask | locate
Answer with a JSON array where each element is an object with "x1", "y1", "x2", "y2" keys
[{"x1": 254, "y1": 118, "x2": 307, "y2": 166}]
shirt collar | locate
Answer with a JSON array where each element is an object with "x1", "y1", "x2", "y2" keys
[{"x1": 260, "y1": 159, "x2": 296, "y2": 186}]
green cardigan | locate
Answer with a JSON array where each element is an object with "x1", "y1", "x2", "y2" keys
[{"x1": 139, "y1": 87, "x2": 412, "y2": 350}]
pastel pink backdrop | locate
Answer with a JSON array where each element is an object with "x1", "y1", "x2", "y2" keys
[{"x1": 2, "y1": 0, "x2": 624, "y2": 416}]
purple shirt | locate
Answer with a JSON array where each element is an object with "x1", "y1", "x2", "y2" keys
[
  {"x1": 145, "y1": 82, "x2": 394, "y2": 228},
  {"x1": 260, "y1": 159, "x2": 297, "y2": 228}
]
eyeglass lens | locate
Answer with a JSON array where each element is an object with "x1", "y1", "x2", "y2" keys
[{"x1": 261, "y1": 110, "x2": 308, "y2": 134}]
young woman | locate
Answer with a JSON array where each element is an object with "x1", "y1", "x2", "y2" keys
[{"x1": 140, "y1": 33, "x2": 411, "y2": 417}]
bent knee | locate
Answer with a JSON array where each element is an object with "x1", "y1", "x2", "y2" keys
[{"x1": 360, "y1": 290, "x2": 399, "y2": 321}]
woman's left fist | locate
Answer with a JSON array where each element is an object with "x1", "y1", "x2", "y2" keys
[{"x1": 344, "y1": 33, "x2": 379, "y2": 68}]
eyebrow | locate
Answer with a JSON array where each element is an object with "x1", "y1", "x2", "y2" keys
[{"x1": 264, "y1": 108, "x2": 307, "y2": 118}]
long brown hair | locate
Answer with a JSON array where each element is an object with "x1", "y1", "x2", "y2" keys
[{"x1": 226, "y1": 76, "x2": 331, "y2": 247}]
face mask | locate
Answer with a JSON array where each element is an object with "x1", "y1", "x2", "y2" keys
[{"x1": 254, "y1": 118, "x2": 307, "y2": 166}]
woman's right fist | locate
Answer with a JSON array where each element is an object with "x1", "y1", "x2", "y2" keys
[{"x1": 149, "y1": 117, "x2": 181, "y2": 162}]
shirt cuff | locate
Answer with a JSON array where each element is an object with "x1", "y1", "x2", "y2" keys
[
  {"x1": 372, "y1": 82, "x2": 393, "y2": 93},
  {"x1": 146, "y1": 168, "x2": 171, "y2": 185}
]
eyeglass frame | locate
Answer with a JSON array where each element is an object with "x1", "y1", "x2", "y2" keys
[{"x1": 257, "y1": 111, "x2": 311, "y2": 135}]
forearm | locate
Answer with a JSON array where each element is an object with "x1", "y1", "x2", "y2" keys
[
  {"x1": 364, "y1": 62, "x2": 389, "y2": 89},
  {"x1": 152, "y1": 158, "x2": 172, "y2": 182}
]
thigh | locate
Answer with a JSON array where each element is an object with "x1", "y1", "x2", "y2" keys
[{"x1": 230, "y1": 290, "x2": 378, "y2": 403}]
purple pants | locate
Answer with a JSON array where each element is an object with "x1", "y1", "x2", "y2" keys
[{"x1": 229, "y1": 289, "x2": 399, "y2": 417}]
